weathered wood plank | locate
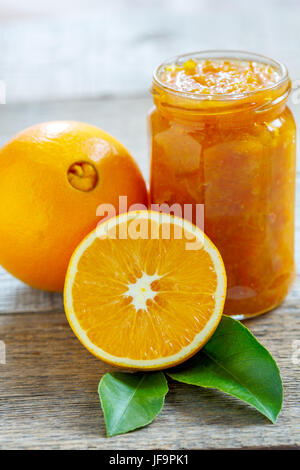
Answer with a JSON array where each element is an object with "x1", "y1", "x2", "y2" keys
[
  {"x1": 1, "y1": 0, "x2": 300, "y2": 103},
  {"x1": 0, "y1": 270, "x2": 63, "y2": 313},
  {"x1": 0, "y1": 308, "x2": 299, "y2": 449},
  {"x1": 0, "y1": 0, "x2": 299, "y2": 451}
]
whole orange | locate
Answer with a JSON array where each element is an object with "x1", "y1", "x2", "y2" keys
[{"x1": 0, "y1": 121, "x2": 148, "y2": 291}]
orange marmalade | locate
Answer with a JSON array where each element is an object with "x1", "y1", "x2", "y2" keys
[{"x1": 149, "y1": 51, "x2": 296, "y2": 318}]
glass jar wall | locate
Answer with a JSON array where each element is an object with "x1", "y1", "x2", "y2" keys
[{"x1": 149, "y1": 51, "x2": 296, "y2": 318}]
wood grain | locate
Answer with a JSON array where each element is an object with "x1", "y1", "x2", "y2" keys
[
  {"x1": 0, "y1": 306, "x2": 299, "y2": 450},
  {"x1": 0, "y1": 97, "x2": 299, "y2": 448},
  {"x1": 0, "y1": 127, "x2": 299, "y2": 449}
]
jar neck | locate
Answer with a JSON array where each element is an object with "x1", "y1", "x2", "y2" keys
[{"x1": 151, "y1": 78, "x2": 291, "y2": 126}]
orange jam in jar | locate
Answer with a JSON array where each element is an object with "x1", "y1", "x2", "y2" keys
[{"x1": 149, "y1": 51, "x2": 296, "y2": 319}]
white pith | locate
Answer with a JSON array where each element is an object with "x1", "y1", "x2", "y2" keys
[
  {"x1": 64, "y1": 210, "x2": 227, "y2": 369},
  {"x1": 124, "y1": 272, "x2": 161, "y2": 312}
]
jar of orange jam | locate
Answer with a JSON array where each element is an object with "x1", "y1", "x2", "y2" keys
[{"x1": 149, "y1": 51, "x2": 296, "y2": 318}]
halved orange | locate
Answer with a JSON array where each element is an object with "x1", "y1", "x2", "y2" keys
[{"x1": 64, "y1": 210, "x2": 226, "y2": 370}]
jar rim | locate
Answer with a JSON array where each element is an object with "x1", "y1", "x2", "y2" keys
[{"x1": 152, "y1": 50, "x2": 289, "y2": 102}]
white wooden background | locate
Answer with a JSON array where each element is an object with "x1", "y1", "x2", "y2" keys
[{"x1": 1, "y1": 0, "x2": 300, "y2": 103}]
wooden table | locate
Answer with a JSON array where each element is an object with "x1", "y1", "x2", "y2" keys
[
  {"x1": 0, "y1": 97, "x2": 299, "y2": 450},
  {"x1": 0, "y1": 0, "x2": 300, "y2": 450}
]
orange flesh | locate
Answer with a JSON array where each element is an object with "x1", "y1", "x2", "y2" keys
[
  {"x1": 150, "y1": 57, "x2": 296, "y2": 317},
  {"x1": 71, "y1": 220, "x2": 219, "y2": 361},
  {"x1": 159, "y1": 59, "x2": 280, "y2": 95}
]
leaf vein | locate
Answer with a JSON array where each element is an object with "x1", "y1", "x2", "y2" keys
[
  {"x1": 202, "y1": 348, "x2": 272, "y2": 418},
  {"x1": 109, "y1": 375, "x2": 147, "y2": 434}
]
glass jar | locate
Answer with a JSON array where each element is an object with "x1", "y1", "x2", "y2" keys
[{"x1": 149, "y1": 51, "x2": 296, "y2": 319}]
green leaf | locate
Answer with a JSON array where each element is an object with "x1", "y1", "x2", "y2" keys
[
  {"x1": 98, "y1": 372, "x2": 168, "y2": 436},
  {"x1": 167, "y1": 316, "x2": 283, "y2": 423}
]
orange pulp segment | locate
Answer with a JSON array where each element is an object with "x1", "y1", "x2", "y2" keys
[
  {"x1": 159, "y1": 59, "x2": 280, "y2": 95},
  {"x1": 64, "y1": 210, "x2": 226, "y2": 370}
]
